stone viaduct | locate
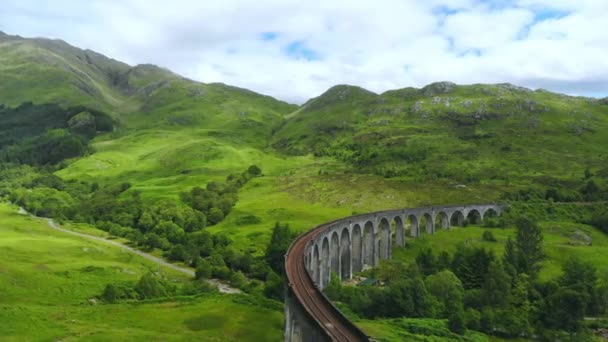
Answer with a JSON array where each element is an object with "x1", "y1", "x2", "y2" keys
[{"x1": 284, "y1": 203, "x2": 505, "y2": 342}]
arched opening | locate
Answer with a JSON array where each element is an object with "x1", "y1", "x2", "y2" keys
[
  {"x1": 330, "y1": 232, "x2": 340, "y2": 277},
  {"x1": 363, "y1": 221, "x2": 375, "y2": 268},
  {"x1": 450, "y1": 211, "x2": 465, "y2": 227},
  {"x1": 392, "y1": 216, "x2": 405, "y2": 247},
  {"x1": 483, "y1": 208, "x2": 498, "y2": 221},
  {"x1": 435, "y1": 212, "x2": 449, "y2": 230},
  {"x1": 321, "y1": 237, "x2": 330, "y2": 288},
  {"x1": 312, "y1": 244, "x2": 320, "y2": 284},
  {"x1": 466, "y1": 209, "x2": 482, "y2": 225},
  {"x1": 420, "y1": 213, "x2": 434, "y2": 234},
  {"x1": 378, "y1": 218, "x2": 390, "y2": 261},
  {"x1": 340, "y1": 228, "x2": 351, "y2": 280},
  {"x1": 352, "y1": 224, "x2": 362, "y2": 273},
  {"x1": 406, "y1": 215, "x2": 419, "y2": 238}
]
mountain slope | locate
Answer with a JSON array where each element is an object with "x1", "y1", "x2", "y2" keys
[
  {"x1": 0, "y1": 32, "x2": 298, "y2": 189},
  {"x1": 273, "y1": 82, "x2": 608, "y2": 186},
  {"x1": 0, "y1": 31, "x2": 297, "y2": 137}
]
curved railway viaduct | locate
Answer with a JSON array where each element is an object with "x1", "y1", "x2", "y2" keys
[{"x1": 284, "y1": 203, "x2": 505, "y2": 342}]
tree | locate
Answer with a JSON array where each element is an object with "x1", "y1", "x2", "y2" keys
[
  {"x1": 101, "y1": 283, "x2": 120, "y2": 303},
  {"x1": 166, "y1": 244, "x2": 187, "y2": 262},
  {"x1": 514, "y1": 217, "x2": 543, "y2": 276},
  {"x1": 559, "y1": 257, "x2": 599, "y2": 315},
  {"x1": 416, "y1": 248, "x2": 437, "y2": 276},
  {"x1": 591, "y1": 211, "x2": 608, "y2": 234},
  {"x1": 229, "y1": 271, "x2": 247, "y2": 288},
  {"x1": 265, "y1": 222, "x2": 295, "y2": 274},
  {"x1": 207, "y1": 207, "x2": 225, "y2": 225},
  {"x1": 425, "y1": 270, "x2": 464, "y2": 317},
  {"x1": 264, "y1": 271, "x2": 285, "y2": 301},
  {"x1": 448, "y1": 309, "x2": 466, "y2": 335},
  {"x1": 464, "y1": 308, "x2": 481, "y2": 331},
  {"x1": 195, "y1": 259, "x2": 212, "y2": 279},
  {"x1": 206, "y1": 181, "x2": 222, "y2": 193},
  {"x1": 137, "y1": 211, "x2": 156, "y2": 232},
  {"x1": 135, "y1": 273, "x2": 167, "y2": 299},
  {"x1": 542, "y1": 288, "x2": 586, "y2": 334},
  {"x1": 581, "y1": 179, "x2": 600, "y2": 200},
  {"x1": 452, "y1": 244, "x2": 495, "y2": 289},
  {"x1": 247, "y1": 165, "x2": 262, "y2": 176},
  {"x1": 502, "y1": 237, "x2": 519, "y2": 279},
  {"x1": 482, "y1": 260, "x2": 511, "y2": 307}
]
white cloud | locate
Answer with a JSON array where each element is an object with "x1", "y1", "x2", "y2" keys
[{"x1": 0, "y1": 0, "x2": 607, "y2": 103}]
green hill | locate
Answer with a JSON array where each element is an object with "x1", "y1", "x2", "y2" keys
[
  {"x1": 2, "y1": 32, "x2": 608, "y2": 341},
  {"x1": 0, "y1": 31, "x2": 296, "y2": 136},
  {"x1": 273, "y1": 82, "x2": 608, "y2": 188}
]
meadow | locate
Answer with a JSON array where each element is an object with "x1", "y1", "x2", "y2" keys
[{"x1": 0, "y1": 203, "x2": 283, "y2": 341}]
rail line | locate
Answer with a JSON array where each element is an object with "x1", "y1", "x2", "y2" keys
[{"x1": 285, "y1": 219, "x2": 370, "y2": 342}]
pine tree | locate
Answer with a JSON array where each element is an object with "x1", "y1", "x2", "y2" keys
[{"x1": 514, "y1": 217, "x2": 543, "y2": 276}]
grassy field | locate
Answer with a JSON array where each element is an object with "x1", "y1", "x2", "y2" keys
[
  {"x1": 0, "y1": 203, "x2": 283, "y2": 341},
  {"x1": 357, "y1": 317, "x2": 490, "y2": 342},
  {"x1": 391, "y1": 220, "x2": 608, "y2": 281}
]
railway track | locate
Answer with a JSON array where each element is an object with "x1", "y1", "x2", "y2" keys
[{"x1": 285, "y1": 220, "x2": 370, "y2": 342}]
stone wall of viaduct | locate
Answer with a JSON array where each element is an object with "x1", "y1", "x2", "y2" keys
[{"x1": 284, "y1": 203, "x2": 505, "y2": 341}]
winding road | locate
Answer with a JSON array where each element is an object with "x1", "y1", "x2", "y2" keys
[{"x1": 18, "y1": 208, "x2": 239, "y2": 294}]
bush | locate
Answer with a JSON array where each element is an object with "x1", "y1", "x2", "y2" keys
[
  {"x1": 101, "y1": 284, "x2": 120, "y2": 303},
  {"x1": 591, "y1": 211, "x2": 608, "y2": 234},
  {"x1": 212, "y1": 266, "x2": 231, "y2": 280},
  {"x1": 135, "y1": 273, "x2": 168, "y2": 299},
  {"x1": 247, "y1": 165, "x2": 262, "y2": 176},
  {"x1": 483, "y1": 217, "x2": 500, "y2": 228},
  {"x1": 195, "y1": 260, "x2": 212, "y2": 279},
  {"x1": 464, "y1": 308, "x2": 481, "y2": 330},
  {"x1": 229, "y1": 271, "x2": 247, "y2": 289},
  {"x1": 482, "y1": 230, "x2": 497, "y2": 242},
  {"x1": 448, "y1": 309, "x2": 466, "y2": 334}
]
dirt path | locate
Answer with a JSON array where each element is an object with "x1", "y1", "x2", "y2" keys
[{"x1": 18, "y1": 207, "x2": 239, "y2": 294}]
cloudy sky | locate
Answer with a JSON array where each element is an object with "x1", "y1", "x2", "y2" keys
[{"x1": 1, "y1": 0, "x2": 607, "y2": 103}]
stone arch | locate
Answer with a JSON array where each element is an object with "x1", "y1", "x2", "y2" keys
[
  {"x1": 450, "y1": 211, "x2": 465, "y2": 227},
  {"x1": 352, "y1": 224, "x2": 362, "y2": 273},
  {"x1": 483, "y1": 208, "x2": 498, "y2": 220},
  {"x1": 406, "y1": 214, "x2": 419, "y2": 237},
  {"x1": 378, "y1": 218, "x2": 391, "y2": 261},
  {"x1": 321, "y1": 237, "x2": 330, "y2": 288},
  {"x1": 340, "y1": 228, "x2": 351, "y2": 280},
  {"x1": 363, "y1": 221, "x2": 375, "y2": 268},
  {"x1": 466, "y1": 209, "x2": 482, "y2": 225},
  {"x1": 420, "y1": 213, "x2": 434, "y2": 234},
  {"x1": 392, "y1": 216, "x2": 405, "y2": 247},
  {"x1": 312, "y1": 244, "x2": 320, "y2": 284},
  {"x1": 435, "y1": 211, "x2": 449, "y2": 230},
  {"x1": 330, "y1": 231, "x2": 340, "y2": 277}
]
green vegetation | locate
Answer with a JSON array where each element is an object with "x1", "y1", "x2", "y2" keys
[
  {"x1": 0, "y1": 203, "x2": 283, "y2": 341},
  {"x1": 273, "y1": 83, "x2": 608, "y2": 189},
  {"x1": 328, "y1": 211, "x2": 608, "y2": 341},
  {"x1": 2, "y1": 33, "x2": 608, "y2": 341}
]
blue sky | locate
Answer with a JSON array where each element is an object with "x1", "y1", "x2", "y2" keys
[{"x1": 0, "y1": 0, "x2": 606, "y2": 103}]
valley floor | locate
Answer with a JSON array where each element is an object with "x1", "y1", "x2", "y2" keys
[{"x1": 0, "y1": 203, "x2": 282, "y2": 341}]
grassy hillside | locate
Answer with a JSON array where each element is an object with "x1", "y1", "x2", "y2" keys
[
  {"x1": 273, "y1": 82, "x2": 608, "y2": 188},
  {"x1": 0, "y1": 203, "x2": 283, "y2": 341},
  {"x1": 0, "y1": 31, "x2": 296, "y2": 129},
  {"x1": 2, "y1": 32, "x2": 608, "y2": 341}
]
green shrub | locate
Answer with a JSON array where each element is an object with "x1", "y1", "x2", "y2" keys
[{"x1": 482, "y1": 230, "x2": 497, "y2": 242}]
